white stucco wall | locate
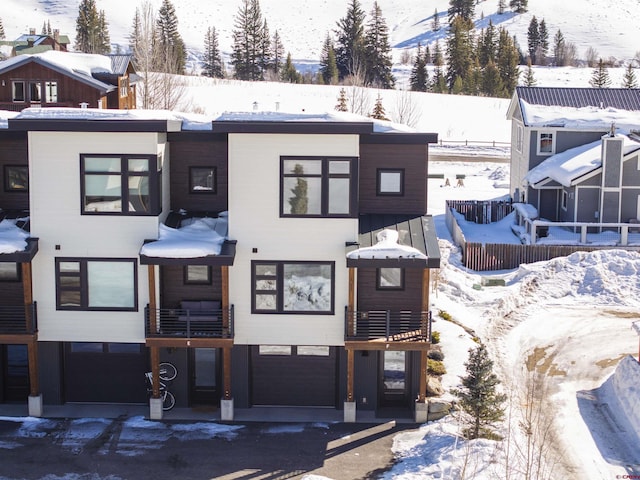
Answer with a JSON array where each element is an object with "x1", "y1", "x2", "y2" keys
[
  {"x1": 227, "y1": 133, "x2": 359, "y2": 346},
  {"x1": 28, "y1": 131, "x2": 165, "y2": 343}
]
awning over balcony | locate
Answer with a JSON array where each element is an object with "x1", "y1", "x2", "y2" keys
[
  {"x1": 0, "y1": 237, "x2": 39, "y2": 262},
  {"x1": 346, "y1": 214, "x2": 440, "y2": 269}
]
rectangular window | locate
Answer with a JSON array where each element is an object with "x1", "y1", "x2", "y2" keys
[
  {"x1": 189, "y1": 166, "x2": 216, "y2": 194},
  {"x1": 184, "y1": 265, "x2": 212, "y2": 284},
  {"x1": 45, "y1": 81, "x2": 58, "y2": 103},
  {"x1": 0, "y1": 263, "x2": 20, "y2": 281},
  {"x1": 377, "y1": 267, "x2": 404, "y2": 290},
  {"x1": 12, "y1": 81, "x2": 25, "y2": 102},
  {"x1": 29, "y1": 82, "x2": 41, "y2": 103},
  {"x1": 56, "y1": 258, "x2": 137, "y2": 311},
  {"x1": 561, "y1": 190, "x2": 568, "y2": 211},
  {"x1": 258, "y1": 345, "x2": 292, "y2": 355},
  {"x1": 4, "y1": 165, "x2": 29, "y2": 192},
  {"x1": 377, "y1": 169, "x2": 404, "y2": 195},
  {"x1": 252, "y1": 261, "x2": 334, "y2": 314},
  {"x1": 281, "y1": 157, "x2": 355, "y2": 217},
  {"x1": 537, "y1": 132, "x2": 555, "y2": 155},
  {"x1": 516, "y1": 125, "x2": 524, "y2": 153},
  {"x1": 81, "y1": 154, "x2": 160, "y2": 215},
  {"x1": 297, "y1": 346, "x2": 330, "y2": 356}
]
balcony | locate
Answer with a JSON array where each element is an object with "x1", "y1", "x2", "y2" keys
[
  {"x1": 345, "y1": 308, "x2": 431, "y2": 344},
  {"x1": 0, "y1": 303, "x2": 38, "y2": 336},
  {"x1": 145, "y1": 305, "x2": 234, "y2": 345}
]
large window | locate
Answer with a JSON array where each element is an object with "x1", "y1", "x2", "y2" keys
[
  {"x1": 280, "y1": 157, "x2": 356, "y2": 217},
  {"x1": 252, "y1": 261, "x2": 334, "y2": 314},
  {"x1": 81, "y1": 154, "x2": 161, "y2": 215},
  {"x1": 55, "y1": 258, "x2": 137, "y2": 311}
]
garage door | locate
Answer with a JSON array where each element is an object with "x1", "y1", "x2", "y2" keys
[
  {"x1": 64, "y1": 342, "x2": 148, "y2": 403},
  {"x1": 251, "y1": 345, "x2": 336, "y2": 407}
]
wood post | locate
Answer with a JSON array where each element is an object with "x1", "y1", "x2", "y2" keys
[
  {"x1": 150, "y1": 346, "x2": 160, "y2": 398},
  {"x1": 418, "y1": 350, "x2": 427, "y2": 403},
  {"x1": 147, "y1": 265, "x2": 157, "y2": 333},
  {"x1": 223, "y1": 347, "x2": 231, "y2": 400},
  {"x1": 422, "y1": 268, "x2": 430, "y2": 339},
  {"x1": 346, "y1": 349, "x2": 354, "y2": 402},
  {"x1": 347, "y1": 268, "x2": 355, "y2": 336},
  {"x1": 27, "y1": 339, "x2": 39, "y2": 396},
  {"x1": 21, "y1": 263, "x2": 34, "y2": 332},
  {"x1": 221, "y1": 266, "x2": 229, "y2": 334}
]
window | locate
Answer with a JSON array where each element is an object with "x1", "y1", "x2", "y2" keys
[
  {"x1": 12, "y1": 81, "x2": 25, "y2": 102},
  {"x1": 29, "y1": 82, "x2": 41, "y2": 103},
  {"x1": 561, "y1": 190, "x2": 568, "y2": 211},
  {"x1": 377, "y1": 169, "x2": 404, "y2": 195},
  {"x1": 4, "y1": 165, "x2": 28, "y2": 192},
  {"x1": 189, "y1": 166, "x2": 216, "y2": 194},
  {"x1": 55, "y1": 258, "x2": 137, "y2": 311},
  {"x1": 258, "y1": 345, "x2": 292, "y2": 355},
  {"x1": 537, "y1": 132, "x2": 555, "y2": 155},
  {"x1": 70, "y1": 342, "x2": 142, "y2": 353},
  {"x1": 0, "y1": 263, "x2": 20, "y2": 282},
  {"x1": 45, "y1": 81, "x2": 57, "y2": 103},
  {"x1": 184, "y1": 265, "x2": 212, "y2": 284},
  {"x1": 297, "y1": 346, "x2": 330, "y2": 356},
  {"x1": 377, "y1": 267, "x2": 404, "y2": 290},
  {"x1": 81, "y1": 154, "x2": 161, "y2": 215},
  {"x1": 516, "y1": 125, "x2": 524, "y2": 153},
  {"x1": 280, "y1": 157, "x2": 356, "y2": 217},
  {"x1": 252, "y1": 261, "x2": 334, "y2": 314}
]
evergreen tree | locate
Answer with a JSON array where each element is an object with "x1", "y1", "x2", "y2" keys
[
  {"x1": 497, "y1": 0, "x2": 507, "y2": 15},
  {"x1": 509, "y1": 0, "x2": 528, "y2": 13},
  {"x1": 477, "y1": 20, "x2": 496, "y2": 68},
  {"x1": 433, "y1": 40, "x2": 444, "y2": 67},
  {"x1": 448, "y1": 0, "x2": 475, "y2": 26},
  {"x1": 96, "y1": 10, "x2": 111, "y2": 54},
  {"x1": 334, "y1": 0, "x2": 366, "y2": 80},
  {"x1": 497, "y1": 27, "x2": 520, "y2": 96},
  {"x1": 553, "y1": 29, "x2": 566, "y2": 66},
  {"x1": 288, "y1": 164, "x2": 308, "y2": 214},
  {"x1": 281, "y1": 52, "x2": 301, "y2": 83},
  {"x1": 156, "y1": 0, "x2": 186, "y2": 74},
  {"x1": 319, "y1": 34, "x2": 339, "y2": 85},
  {"x1": 589, "y1": 58, "x2": 612, "y2": 88},
  {"x1": 335, "y1": 88, "x2": 349, "y2": 112},
  {"x1": 364, "y1": 1, "x2": 395, "y2": 89},
  {"x1": 432, "y1": 8, "x2": 441, "y2": 32},
  {"x1": 538, "y1": 19, "x2": 549, "y2": 64},
  {"x1": 0, "y1": 17, "x2": 6, "y2": 40},
  {"x1": 424, "y1": 44, "x2": 431, "y2": 64},
  {"x1": 452, "y1": 344, "x2": 507, "y2": 440},
  {"x1": 271, "y1": 30, "x2": 285, "y2": 77},
  {"x1": 370, "y1": 94, "x2": 389, "y2": 120},
  {"x1": 445, "y1": 15, "x2": 475, "y2": 92},
  {"x1": 75, "y1": 0, "x2": 110, "y2": 53},
  {"x1": 482, "y1": 60, "x2": 504, "y2": 97},
  {"x1": 527, "y1": 16, "x2": 539, "y2": 64},
  {"x1": 203, "y1": 26, "x2": 224, "y2": 78},
  {"x1": 128, "y1": 8, "x2": 142, "y2": 60},
  {"x1": 42, "y1": 21, "x2": 48, "y2": 35},
  {"x1": 622, "y1": 63, "x2": 638, "y2": 88},
  {"x1": 259, "y1": 20, "x2": 272, "y2": 78},
  {"x1": 231, "y1": 0, "x2": 266, "y2": 80},
  {"x1": 409, "y1": 44, "x2": 428, "y2": 92},
  {"x1": 431, "y1": 66, "x2": 448, "y2": 93},
  {"x1": 523, "y1": 58, "x2": 536, "y2": 86}
]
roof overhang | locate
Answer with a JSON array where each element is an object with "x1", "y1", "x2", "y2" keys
[
  {"x1": 139, "y1": 240, "x2": 236, "y2": 266},
  {"x1": 0, "y1": 237, "x2": 39, "y2": 262},
  {"x1": 212, "y1": 121, "x2": 374, "y2": 134},
  {"x1": 360, "y1": 133, "x2": 438, "y2": 144},
  {"x1": 346, "y1": 214, "x2": 440, "y2": 268},
  {"x1": 8, "y1": 118, "x2": 182, "y2": 132}
]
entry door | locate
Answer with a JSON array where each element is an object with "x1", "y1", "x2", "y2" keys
[
  {"x1": 380, "y1": 350, "x2": 409, "y2": 407},
  {"x1": 2, "y1": 345, "x2": 29, "y2": 402},
  {"x1": 190, "y1": 348, "x2": 218, "y2": 405}
]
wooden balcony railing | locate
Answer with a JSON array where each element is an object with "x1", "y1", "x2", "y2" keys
[
  {"x1": 345, "y1": 308, "x2": 431, "y2": 342},
  {"x1": 0, "y1": 303, "x2": 38, "y2": 335},
  {"x1": 145, "y1": 305, "x2": 234, "y2": 340}
]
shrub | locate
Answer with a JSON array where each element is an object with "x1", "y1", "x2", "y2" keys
[
  {"x1": 428, "y1": 350, "x2": 444, "y2": 361},
  {"x1": 431, "y1": 331, "x2": 441, "y2": 344},
  {"x1": 438, "y1": 310, "x2": 452, "y2": 321},
  {"x1": 427, "y1": 359, "x2": 447, "y2": 375}
]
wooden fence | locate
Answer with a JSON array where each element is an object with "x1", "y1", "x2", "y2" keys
[{"x1": 446, "y1": 200, "x2": 513, "y2": 224}]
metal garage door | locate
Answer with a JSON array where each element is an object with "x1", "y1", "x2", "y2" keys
[
  {"x1": 64, "y1": 342, "x2": 148, "y2": 403},
  {"x1": 251, "y1": 345, "x2": 336, "y2": 407}
]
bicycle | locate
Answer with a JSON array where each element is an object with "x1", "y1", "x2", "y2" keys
[{"x1": 145, "y1": 362, "x2": 177, "y2": 411}]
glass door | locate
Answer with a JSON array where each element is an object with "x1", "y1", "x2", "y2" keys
[
  {"x1": 2, "y1": 345, "x2": 29, "y2": 402},
  {"x1": 380, "y1": 350, "x2": 409, "y2": 407},
  {"x1": 190, "y1": 348, "x2": 218, "y2": 405}
]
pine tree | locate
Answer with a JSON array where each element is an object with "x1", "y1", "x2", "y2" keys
[
  {"x1": 509, "y1": 0, "x2": 528, "y2": 13},
  {"x1": 42, "y1": 21, "x2": 48, "y2": 35},
  {"x1": 622, "y1": 63, "x2": 638, "y2": 88},
  {"x1": 497, "y1": 0, "x2": 507, "y2": 15},
  {"x1": 452, "y1": 344, "x2": 507, "y2": 439},
  {"x1": 271, "y1": 30, "x2": 285, "y2": 77},
  {"x1": 370, "y1": 94, "x2": 389, "y2": 120},
  {"x1": 445, "y1": 15, "x2": 475, "y2": 92},
  {"x1": 335, "y1": 88, "x2": 349, "y2": 112},
  {"x1": 433, "y1": 40, "x2": 444, "y2": 67},
  {"x1": 288, "y1": 164, "x2": 308, "y2": 214},
  {"x1": 319, "y1": 34, "x2": 339, "y2": 85},
  {"x1": 128, "y1": 8, "x2": 142, "y2": 60},
  {"x1": 231, "y1": 0, "x2": 266, "y2": 80},
  {"x1": 497, "y1": 28, "x2": 520, "y2": 96},
  {"x1": 527, "y1": 16, "x2": 539, "y2": 64},
  {"x1": 74, "y1": 0, "x2": 102, "y2": 53},
  {"x1": 259, "y1": 20, "x2": 272, "y2": 79},
  {"x1": 203, "y1": 26, "x2": 224, "y2": 78},
  {"x1": 409, "y1": 44, "x2": 428, "y2": 92},
  {"x1": 538, "y1": 19, "x2": 549, "y2": 64},
  {"x1": 553, "y1": 29, "x2": 566, "y2": 66},
  {"x1": 424, "y1": 45, "x2": 431, "y2": 64},
  {"x1": 448, "y1": 0, "x2": 475, "y2": 26},
  {"x1": 0, "y1": 17, "x2": 6, "y2": 40},
  {"x1": 432, "y1": 8, "x2": 441, "y2": 32},
  {"x1": 523, "y1": 58, "x2": 536, "y2": 86},
  {"x1": 281, "y1": 52, "x2": 300, "y2": 83},
  {"x1": 589, "y1": 58, "x2": 612, "y2": 88},
  {"x1": 334, "y1": 0, "x2": 366, "y2": 80},
  {"x1": 431, "y1": 65, "x2": 447, "y2": 93},
  {"x1": 482, "y1": 60, "x2": 504, "y2": 97},
  {"x1": 477, "y1": 20, "x2": 496, "y2": 68},
  {"x1": 364, "y1": 1, "x2": 395, "y2": 89},
  {"x1": 96, "y1": 10, "x2": 111, "y2": 54},
  {"x1": 156, "y1": 0, "x2": 186, "y2": 74}
]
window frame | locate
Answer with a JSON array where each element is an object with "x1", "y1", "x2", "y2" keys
[
  {"x1": 377, "y1": 168, "x2": 405, "y2": 196},
  {"x1": 376, "y1": 267, "x2": 405, "y2": 290},
  {"x1": 80, "y1": 154, "x2": 161, "y2": 216},
  {"x1": 4, "y1": 165, "x2": 29, "y2": 192},
  {"x1": 44, "y1": 81, "x2": 58, "y2": 103},
  {"x1": 515, "y1": 124, "x2": 524, "y2": 153},
  {"x1": 189, "y1": 166, "x2": 217, "y2": 194},
  {"x1": 12, "y1": 81, "x2": 25, "y2": 102},
  {"x1": 280, "y1": 156, "x2": 357, "y2": 218},
  {"x1": 561, "y1": 190, "x2": 568, "y2": 211},
  {"x1": 537, "y1": 131, "x2": 555, "y2": 156},
  {"x1": 55, "y1": 257, "x2": 138, "y2": 312},
  {"x1": 184, "y1": 265, "x2": 212, "y2": 285},
  {"x1": 0, "y1": 262, "x2": 21, "y2": 282},
  {"x1": 252, "y1": 260, "x2": 335, "y2": 315}
]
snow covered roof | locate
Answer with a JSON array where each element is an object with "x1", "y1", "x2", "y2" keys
[
  {"x1": 0, "y1": 219, "x2": 29, "y2": 255},
  {"x1": 520, "y1": 100, "x2": 640, "y2": 131},
  {"x1": 347, "y1": 229, "x2": 428, "y2": 260}
]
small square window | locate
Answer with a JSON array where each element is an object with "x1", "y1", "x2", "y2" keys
[
  {"x1": 190, "y1": 166, "x2": 216, "y2": 194},
  {"x1": 184, "y1": 265, "x2": 212, "y2": 284},
  {"x1": 4, "y1": 165, "x2": 29, "y2": 192},
  {"x1": 537, "y1": 132, "x2": 555, "y2": 155},
  {"x1": 0, "y1": 263, "x2": 20, "y2": 282},
  {"x1": 377, "y1": 267, "x2": 404, "y2": 290},
  {"x1": 377, "y1": 169, "x2": 404, "y2": 195}
]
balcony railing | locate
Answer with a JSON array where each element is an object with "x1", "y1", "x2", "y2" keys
[
  {"x1": 0, "y1": 303, "x2": 38, "y2": 335},
  {"x1": 345, "y1": 308, "x2": 431, "y2": 342},
  {"x1": 145, "y1": 305, "x2": 233, "y2": 339}
]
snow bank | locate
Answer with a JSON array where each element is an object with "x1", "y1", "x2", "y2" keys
[{"x1": 611, "y1": 355, "x2": 640, "y2": 444}]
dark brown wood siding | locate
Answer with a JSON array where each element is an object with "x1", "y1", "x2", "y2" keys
[
  {"x1": 358, "y1": 143, "x2": 428, "y2": 215},
  {"x1": 169, "y1": 135, "x2": 228, "y2": 212},
  {"x1": 356, "y1": 268, "x2": 423, "y2": 312},
  {"x1": 159, "y1": 265, "x2": 223, "y2": 308},
  {"x1": 0, "y1": 276, "x2": 25, "y2": 305},
  {"x1": 0, "y1": 63, "x2": 104, "y2": 108},
  {"x1": 0, "y1": 132, "x2": 29, "y2": 210}
]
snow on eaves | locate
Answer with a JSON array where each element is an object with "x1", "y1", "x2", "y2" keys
[{"x1": 521, "y1": 100, "x2": 640, "y2": 131}]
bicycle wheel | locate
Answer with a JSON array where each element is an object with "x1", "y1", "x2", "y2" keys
[
  {"x1": 159, "y1": 362, "x2": 177, "y2": 381},
  {"x1": 162, "y1": 391, "x2": 176, "y2": 411}
]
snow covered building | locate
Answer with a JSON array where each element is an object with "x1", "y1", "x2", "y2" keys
[{"x1": 0, "y1": 108, "x2": 440, "y2": 422}]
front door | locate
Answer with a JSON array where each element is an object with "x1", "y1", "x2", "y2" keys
[
  {"x1": 190, "y1": 348, "x2": 218, "y2": 405},
  {"x1": 379, "y1": 350, "x2": 409, "y2": 407},
  {"x1": 2, "y1": 345, "x2": 29, "y2": 402}
]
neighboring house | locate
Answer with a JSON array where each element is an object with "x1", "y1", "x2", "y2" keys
[
  {"x1": 8, "y1": 28, "x2": 71, "y2": 56},
  {"x1": 507, "y1": 86, "x2": 640, "y2": 243},
  {"x1": 0, "y1": 50, "x2": 137, "y2": 111},
  {"x1": 0, "y1": 108, "x2": 440, "y2": 423}
]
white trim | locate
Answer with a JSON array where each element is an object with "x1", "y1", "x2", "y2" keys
[
  {"x1": 515, "y1": 124, "x2": 524, "y2": 153},
  {"x1": 536, "y1": 131, "x2": 556, "y2": 156}
]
